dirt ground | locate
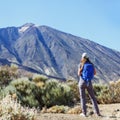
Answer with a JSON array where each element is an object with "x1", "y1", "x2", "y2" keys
[{"x1": 36, "y1": 103, "x2": 120, "y2": 120}]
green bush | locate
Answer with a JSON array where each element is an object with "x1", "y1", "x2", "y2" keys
[
  {"x1": 10, "y1": 78, "x2": 39, "y2": 107},
  {"x1": 1, "y1": 85, "x2": 17, "y2": 98},
  {"x1": 67, "y1": 80, "x2": 80, "y2": 103},
  {"x1": 39, "y1": 79, "x2": 74, "y2": 107},
  {"x1": 92, "y1": 84, "x2": 109, "y2": 104},
  {"x1": 93, "y1": 84, "x2": 108, "y2": 97},
  {"x1": 9, "y1": 78, "x2": 74, "y2": 108}
]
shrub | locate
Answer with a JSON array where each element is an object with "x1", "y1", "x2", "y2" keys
[
  {"x1": 0, "y1": 70, "x2": 11, "y2": 86},
  {"x1": 32, "y1": 74, "x2": 48, "y2": 83},
  {"x1": 40, "y1": 79, "x2": 74, "y2": 107},
  {"x1": 32, "y1": 74, "x2": 48, "y2": 88},
  {"x1": 10, "y1": 63, "x2": 18, "y2": 72},
  {"x1": 1, "y1": 85, "x2": 17, "y2": 98},
  {"x1": 10, "y1": 78, "x2": 39, "y2": 107},
  {"x1": 0, "y1": 65, "x2": 18, "y2": 87},
  {"x1": 67, "y1": 80, "x2": 80, "y2": 103},
  {"x1": 67, "y1": 106, "x2": 82, "y2": 114},
  {"x1": 46, "y1": 105, "x2": 69, "y2": 113},
  {"x1": 41, "y1": 105, "x2": 82, "y2": 114},
  {"x1": 93, "y1": 84, "x2": 109, "y2": 104},
  {"x1": 0, "y1": 95, "x2": 37, "y2": 120},
  {"x1": 107, "y1": 80, "x2": 120, "y2": 103},
  {"x1": 9, "y1": 78, "x2": 74, "y2": 108},
  {"x1": 93, "y1": 80, "x2": 120, "y2": 104},
  {"x1": 93, "y1": 84, "x2": 108, "y2": 97},
  {"x1": 66, "y1": 80, "x2": 120, "y2": 104}
]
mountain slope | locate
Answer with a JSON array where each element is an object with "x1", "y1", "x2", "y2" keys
[{"x1": 0, "y1": 23, "x2": 120, "y2": 83}]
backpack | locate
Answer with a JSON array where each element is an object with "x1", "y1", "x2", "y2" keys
[{"x1": 81, "y1": 62, "x2": 94, "y2": 81}]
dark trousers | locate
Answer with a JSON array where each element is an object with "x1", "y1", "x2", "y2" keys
[{"x1": 79, "y1": 77, "x2": 100, "y2": 115}]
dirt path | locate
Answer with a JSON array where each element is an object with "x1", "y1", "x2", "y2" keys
[{"x1": 37, "y1": 104, "x2": 120, "y2": 120}]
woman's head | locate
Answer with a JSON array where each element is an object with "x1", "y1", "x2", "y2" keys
[
  {"x1": 81, "y1": 53, "x2": 90, "y2": 63},
  {"x1": 81, "y1": 52, "x2": 92, "y2": 64},
  {"x1": 82, "y1": 52, "x2": 89, "y2": 59}
]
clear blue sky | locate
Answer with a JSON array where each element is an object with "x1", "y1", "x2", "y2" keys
[{"x1": 0, "y1": 0, "x2": 120, "y2": 51}]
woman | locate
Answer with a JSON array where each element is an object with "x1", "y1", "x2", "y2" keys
[{"x1": 78, "y1": 53, "x2": 100, "y2": 117}]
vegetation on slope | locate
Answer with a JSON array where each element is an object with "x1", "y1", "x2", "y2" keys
[{"x1": 0, "y1": 65, "x2": 120, "y2": 119}]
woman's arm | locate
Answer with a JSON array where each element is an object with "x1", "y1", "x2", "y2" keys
[
  {"x1": 94, "y1": 68, "x2": 96, "y2": 75},
  {"x1": 78, "y1": 63, "x2": 83, "y2": 76}
]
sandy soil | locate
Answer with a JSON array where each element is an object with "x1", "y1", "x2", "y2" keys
[{"x1": 36, "y1": 103, "x2": 120, "y2": 120}]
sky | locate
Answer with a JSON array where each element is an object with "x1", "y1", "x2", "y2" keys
[{"x1": 0, "y1": 0, "x2": 120, "y2": 51}]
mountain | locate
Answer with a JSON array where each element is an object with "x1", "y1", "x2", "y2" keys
[{"x1": 0, "y1": 23, "x2": 120, "y2": 83}]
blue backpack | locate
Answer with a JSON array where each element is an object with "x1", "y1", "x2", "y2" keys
[{"x1": 81, "y1": 62, "x2": 94, "y2": 81}]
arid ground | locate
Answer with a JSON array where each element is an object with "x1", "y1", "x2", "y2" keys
[{"x1": 37, "y1": 103, "x2": 120, "y2": 120}]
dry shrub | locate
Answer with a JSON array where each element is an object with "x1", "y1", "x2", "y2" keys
[
  {"x1": 67, "y1": 79, "x2": 120, "y2": 104},
  {"x1": 0, "y1": 95, "x2": 37, "y2": 120},
  {"x1": 32, "y1": 74, "x2": 46, "y2": 88},
  {"x1": 0, "y1": 65, "x2": 18, "y2": 87},
  {"x1": 108, "y1": 79, "x2": 120, "y2": 103},
  {"x1": 96, "y1": 79, "x2": 120, "y2": 104},
  {"x1": 10, "y1": 63, "x2": 18, "y2": 72},
  {"x1": 32, "y1": 74, "x2": 48, "y2": 83},
  {"x1": 40, "y1": 105, "x2": 82, "y2": 114},
  {"x1": 67, "y1": 106, "x2": 82, "y2": 114},
  {"x1": 41, "y1": 105, "x2": 69, "y2": 113},
  {"x1": 36, "y1": 81, "x2": 45, "y2": 88}
]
